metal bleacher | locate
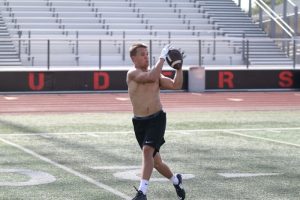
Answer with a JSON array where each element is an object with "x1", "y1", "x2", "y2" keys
[
  {"x1": 196, "y1": 0, "x2": 293, "y2": 65},
  {"x1": 0, "y1": 0, "x2": 242, "y2": 67},
  {"x1": 0, "y1": 12, "x2": 21, "y2": 66},
  {"x1": 0, "y1": 0, "x2": 295, "y2": 68}
]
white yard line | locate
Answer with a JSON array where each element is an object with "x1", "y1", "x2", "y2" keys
[
  {"x1": 87, "y1": 133, "x2": 100, "y2": 138},
  {"x1": 168, "y1": 127, "x2": 300, "y2": 133},
  {"x1": 218, "y1": 172, "x2": 282, "y2": 178},
  {"x1": 223, "y1": 130, "x2": 300, "y2": 148},
  {"x1": 1, "y1": 131, "x2": 132, "y2": 136},
  {"x1": 91, "y1": 166, "x2": 140, "y2": 170},
  {"x1": 0, "y1": 137, "x2": 131, "y2": 200},
  {"x1": 1, "y1": 127, "x2": 300, "y2": 148},
  {"x1": 2, "y1": 127, "x2": 300, "y2": 136}
]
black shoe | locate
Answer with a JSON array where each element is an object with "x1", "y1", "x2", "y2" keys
[
  {"x1": 132, "y1": 187, "x2": 147, "y2": 200},
  {"x1": 173, "y1": 174, "x2": 186, "y2": 200}
]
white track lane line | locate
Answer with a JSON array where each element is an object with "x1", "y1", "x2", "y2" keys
[
  {"x1": 0, "y1": 137, "x2": 131, "y2": 200},
  {"x1": 223, "y1": 130, "x2": 300, "y2": 148}
]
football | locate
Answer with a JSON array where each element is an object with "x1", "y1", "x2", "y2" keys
[{"x1": 166, "y1": 49, "x2": 183, "y2": 70}]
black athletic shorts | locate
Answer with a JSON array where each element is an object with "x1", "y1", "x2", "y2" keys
[{"x1": 132, "y1": 110, "x2": 166, "y2": 156}]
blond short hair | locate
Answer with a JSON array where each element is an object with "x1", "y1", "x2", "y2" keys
[{"x1": 129, "y1": 43, "x2": 148, "y2": 57}]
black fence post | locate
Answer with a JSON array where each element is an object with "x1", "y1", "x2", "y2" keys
[
  {"x1": 47, "y1": 40, "x2": 50, "y2": 70},
  {"x1": 99, "y1": 40, "x2": 102, "y2": 70}
]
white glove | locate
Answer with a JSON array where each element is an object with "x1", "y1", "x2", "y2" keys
[{"x1": 159, "y1": 44, "x2": 172, "y2": 60}]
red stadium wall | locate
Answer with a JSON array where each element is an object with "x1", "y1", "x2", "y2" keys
[{"x1": 0, "y1": 70, "x2": 299, "y2": 92}]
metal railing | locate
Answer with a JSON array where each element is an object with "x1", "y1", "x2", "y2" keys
[
  {"x1": 0, "y1": 37, "x2": 298, "y2": 70},
  {"x1": 256, "y1": 0, "x2": 295, "y2": 37}
]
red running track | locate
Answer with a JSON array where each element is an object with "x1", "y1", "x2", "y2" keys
[{"x1": 0, "y1": 92, "x2": 299, "y2": 114}]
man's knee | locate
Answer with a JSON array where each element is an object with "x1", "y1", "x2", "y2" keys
[{"x1": 143, "y1": 145, "x2": 155, "y2": 156}]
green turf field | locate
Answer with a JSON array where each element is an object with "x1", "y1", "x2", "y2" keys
[{"x1": 0, "y1": 111, "x2": 299, "y2": 200}]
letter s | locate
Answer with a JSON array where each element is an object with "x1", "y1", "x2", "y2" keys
[{"x1": 279, "y1": 71, "x2": 293, "y2": 88}]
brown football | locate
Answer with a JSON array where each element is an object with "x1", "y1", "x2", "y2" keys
[{"x1": 166, "y1": 49, "x2": 183, "y2": 70}]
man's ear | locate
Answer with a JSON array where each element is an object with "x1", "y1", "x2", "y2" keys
[{"x1": 130, "y1": 56, "x2": 135, "y2": 62}]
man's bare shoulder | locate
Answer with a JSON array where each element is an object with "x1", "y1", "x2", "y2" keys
[
  {"x1": 127, "y1": 68, "x2": 138, "y2": 77},
  {"x1": 127, "y1": 68, "x2": 144, "y2": 81}
]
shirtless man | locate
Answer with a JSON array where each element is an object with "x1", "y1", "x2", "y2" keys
[{"x1": 126, "y1": 43, "x2": 185, "y2": 200}]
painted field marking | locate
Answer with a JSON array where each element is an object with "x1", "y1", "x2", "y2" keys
[
  {"x1": 114, "y1": 169, "x2": 195, "y2": 182},
  {"x1": 0, "y1": 168, "x2": 56, "y2": 186},
  {"x1": 218, "y1": 172, "x2": 282, "y2": 178},
  {"x1": 191, "y1": 93, "x2": 202, "y2": 96},
  {"x1": 91, "y1": 166, "x2": 140, "y2": 170},
  {"x1": 116, "y1": 97, "x2": 130, "y2": 101},
  {"x1": 0, "y1": 137, "x2": 131, "y2": 200},
  {"x1": 223, "y1": 130, "x2": 300, "y2": 148},
  {"x1": 267, "y1": 130, "x2": 281, "y2": 133},
  {"x1": 91, "y1": 166, "x2": 195, "y2": 182},
  {"x1": 175, "y1": 131, "x2": 192, "y2": 135},
  {"x1": 2, "y1": 131, "x2": 132, "y2": 136},
  {"x1": 38, "y1": 133, "x2": 52, "y2": 138},
  {"x1": 4, "y1": 96, "x2": 18, "y2": 100},
  {"x1": 168, "y1": 127, "x2": 300, "y2": 133},
  {"x1": 227, "y1": 98, "x2": 244, "y2": 102},
  {"x1": 2, "y1": 127, "x2": 300, "y2": 148},
  {"x1": 87, "y1": 133, "x2": 99, "y2": 138},
  {"x1": 3, "y1": 127, "x2": 300, "y2": 136}
]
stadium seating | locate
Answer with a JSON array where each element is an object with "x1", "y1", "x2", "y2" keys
[
  {"x1": 196, "y1": 0, "x2": 293, "y2": 65},
  {"x1": 0, "y1": 0, "x2": 294, "y2": 67},
  {"x1": 0, "y1": 12, "x2": 21, "y2": 66}
]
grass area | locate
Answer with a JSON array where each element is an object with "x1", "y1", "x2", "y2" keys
[
  {"x1": 0, "y1": 110, "x2": 299, "y2": 199},
  {"x1": 1, "y1": 110, "x2": 300, "y2": 133}
]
